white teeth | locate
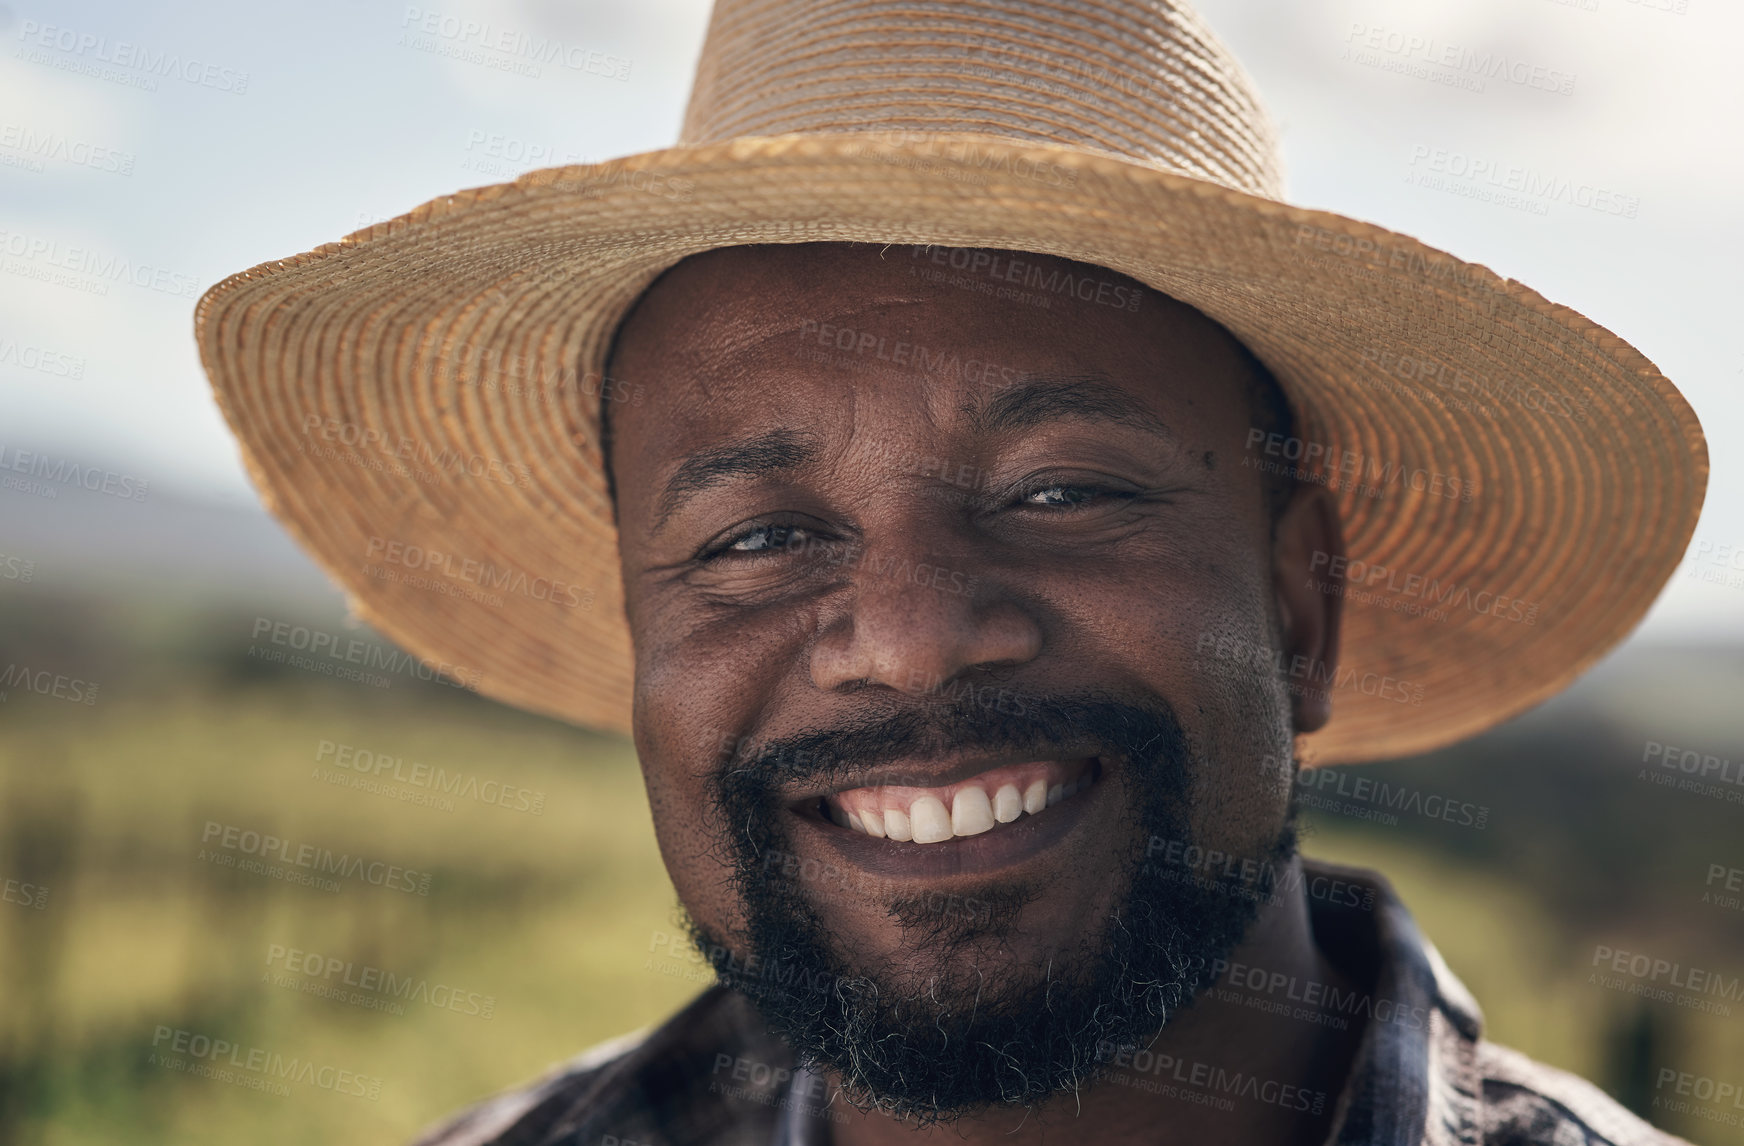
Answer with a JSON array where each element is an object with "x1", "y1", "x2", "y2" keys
[
  {"x1": 951, "y1": 787, "x2": 995, "y2": 836},
  {"x1": 910, "y1": 796, "x2": 953, "y2": 844},
  {"x1": 833, "y1": 769, "x2": 1096, "y2": 845}
]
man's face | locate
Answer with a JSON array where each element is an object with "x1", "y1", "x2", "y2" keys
[{"x1": 606, "y1": 242, "x2": 1337, "y2": 1119}]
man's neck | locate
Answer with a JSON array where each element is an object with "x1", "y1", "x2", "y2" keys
[{"x1": 819, "y1": 856, "x2": 1371, "y2": 1146}]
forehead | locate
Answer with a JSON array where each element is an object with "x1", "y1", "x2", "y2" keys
[{"x1": 606, "y1": 242, "x2": 1256, "y2": 478}]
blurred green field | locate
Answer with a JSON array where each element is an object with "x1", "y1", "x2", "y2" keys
[
  {"x1": 2, "y1": 616, "x2": 1742, "y2": 1144},
  {"x1": 0, "y1": 676, "x2": 703, "y2": 1145}
]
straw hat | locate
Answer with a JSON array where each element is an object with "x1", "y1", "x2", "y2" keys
[{"x1": 195, "y1": 0, "x2": 1706, "y2": 765}]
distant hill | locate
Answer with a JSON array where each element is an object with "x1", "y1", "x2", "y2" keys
[{"x1": 2, "y1": 482, "x2": 339, "y2": 608}]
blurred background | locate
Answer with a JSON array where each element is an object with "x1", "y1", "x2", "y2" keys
[{"x1": 3, "y1": 0, "x2": 1742, "y2": 1143}]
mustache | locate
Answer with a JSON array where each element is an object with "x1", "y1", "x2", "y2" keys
[{"x1": 717, "y1": 688, "x2": 1189, "y2": 795}]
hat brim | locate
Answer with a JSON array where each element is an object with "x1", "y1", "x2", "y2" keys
[{"x1": 195, "y1": 131, "x2": 1707, "y2": 765}]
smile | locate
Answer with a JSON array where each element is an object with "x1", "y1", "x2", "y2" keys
[{"x1": 815, "y1": 758, "x2": 1102, "y2": 845}]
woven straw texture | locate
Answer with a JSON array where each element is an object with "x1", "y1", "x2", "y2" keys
[{"x1": 195, "y1": 0, "x2": 1706, "y2": 765}]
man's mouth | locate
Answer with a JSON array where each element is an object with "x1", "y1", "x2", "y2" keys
[{"x1": 809, "y1": 758, "x2": 1102, "y2": 845}]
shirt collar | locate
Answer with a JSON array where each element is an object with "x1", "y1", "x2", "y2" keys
[{"x1": 1313, "y1": 858, "x2": 1483, "y2": 1146}]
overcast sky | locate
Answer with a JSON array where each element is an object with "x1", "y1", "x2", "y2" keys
[{"x1": 2, "y1": 0, "x2": 1740, "y2": 639}]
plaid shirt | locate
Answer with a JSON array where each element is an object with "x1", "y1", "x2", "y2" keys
[{"x1": 411, "y1": 860, "x2": 1691, "y2": 1146}]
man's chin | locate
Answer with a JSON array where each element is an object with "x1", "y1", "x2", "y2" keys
[
  {"x1": 702, "y1": 931, "x2": 1209, "y2": 1124},
  {"x1": 689, "y1": 858, "x2": 1275, "y2": 1123},
  {"x1": 828, "y1": 925, "x2": 1073, "y2": 1021},
  {"x1": 699, "y1": 927, "x2": 1142, "y2": 1122}
]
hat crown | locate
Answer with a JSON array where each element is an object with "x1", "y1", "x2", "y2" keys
[{"x1": 678, "y1": 0, "x2": 1284, "y2": 199}]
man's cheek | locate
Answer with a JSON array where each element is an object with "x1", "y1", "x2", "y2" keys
[
  {"x1": 643, "y1": 788, "x2": 750, "y2": 944},
  {"x1": 630, "y1": 587, "x2": 805, "y2": 709},
  {"x1": 631, "y1": 720, "x2": 746, "y2": 936}
]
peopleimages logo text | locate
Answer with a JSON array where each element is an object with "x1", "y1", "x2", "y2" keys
[
  {"x1": 364, "y1": 537, "x2": 593, "y2": 609},
  {"x1": 0, "y1": 124, "x2": 135, "y2": 176},
  {"x1": 398, "y1": 7, "x2": 631, "y2": 80},
  {"x1": 1308, "y1": 551, "x2": 1540, "y2": 626},
  {"x1": 249, "y1": 617, "x2": 483, "y2": 690},
  {"x1": 315, "y1": 740, "x2": 545, "y2": 815},
  {"x1": 0, "y1": 444, "x2": 149, "y2": 501},
  {"x1": 0, "y1": 227, "x2": 202, "y2": 299},
  {"x1": 1343, "y1": 23, "x2": 1576, "y2": 95},
  {"x1": 265, "y1": 944, "x2": 495, "y2": 1019},
  {"x1": 149, "y1": 1027, "x2": 381, "y2": 1099},
  {"x1": 0, "y1": 335, "x2": 87, "y2": 378},
  {"x1": 15, "y1": 20, "x2": 251, "y2": 93},
  {"x1": 1244, "y1": 429, "x2": 1476, "y2": 503},
  {"x1": 200, "y1": 821, "x2": 433, "y2": 896},
  {"x1": 907, "y1": 246, "x2": 1137, "y2": 309},
  {"x1": 300, "y1": 415, "x2": 531, "y2": 487},
  {"x1": 0, "y1": 664, "x2": 99, "y2": 705}
]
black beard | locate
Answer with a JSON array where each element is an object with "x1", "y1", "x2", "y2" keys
[{"x1": 688, "y1": 689, "x2": 1297, "y2": 1125}]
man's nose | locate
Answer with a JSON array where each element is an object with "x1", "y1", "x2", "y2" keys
[{"x1": 808, "y1": 552, "x2": 1043, "y2": 694}]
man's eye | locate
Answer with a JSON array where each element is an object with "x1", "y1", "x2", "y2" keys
[
  {"x1": 1021, "y1": 484, "x2": 1119, "y2": 508},
  {"x1": 713, "y1": 523, "x2": 813, "y2": 556}
]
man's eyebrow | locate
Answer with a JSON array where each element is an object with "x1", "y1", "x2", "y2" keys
[
  {"x1": 971, "y1": 375, "x2": 1177, "y2": 442},
  {"x1": 654, "y1": 428, "x2": 819, "y2": 531}
]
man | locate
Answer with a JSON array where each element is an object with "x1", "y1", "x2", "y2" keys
[{"x1": 195, "y1": 0, "x2": 1707, "y2": 1143}]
